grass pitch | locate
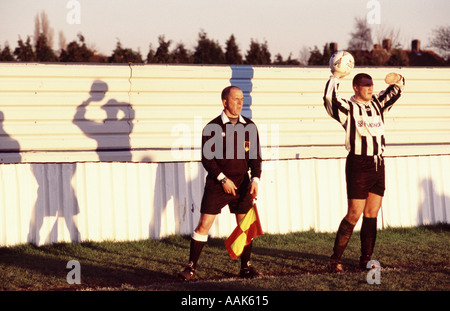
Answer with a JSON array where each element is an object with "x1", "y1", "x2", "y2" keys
[{"x1": 0, "y1": 224, "x2": 448, "y2": 292}]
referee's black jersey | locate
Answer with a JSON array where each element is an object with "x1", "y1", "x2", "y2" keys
[
  {"x1": 323, "y1": 76, "x2": 405, "y2": 156},
  {"x1": 201, "y1": 111, "x2": 262, "y2": 181}
]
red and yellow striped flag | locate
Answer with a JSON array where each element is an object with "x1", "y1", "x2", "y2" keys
[{"x1": 225, "y1": 201, "x2": 263, "y2": 260}]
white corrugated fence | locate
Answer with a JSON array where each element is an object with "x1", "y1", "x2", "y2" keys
[{"x1": 0, "y1": 63, "x2": 449, "y2": 246}]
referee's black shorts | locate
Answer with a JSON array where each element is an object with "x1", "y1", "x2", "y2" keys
[
  {"x1": 345, "y1": 153, "x2": 385, "y2": 199},
  {"x1": 200, "y1": 174, "x2": 253, "y2": 215}
]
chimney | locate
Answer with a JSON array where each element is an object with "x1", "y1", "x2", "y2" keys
[
  {"x1": 382, "y1": 39, "x2": 391, "y2": 51},
  {"x1": 412, "y1": 39, "x2": 421, "y2": 53},
  {"x1": 329, "y1": 42, "x2": 338, "y2": 53}
]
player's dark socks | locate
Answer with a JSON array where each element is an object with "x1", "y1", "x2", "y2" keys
[
  {"x1": 360, "y1": 217, "x2": 377, "y2": 259},
  {"x1": 189, "y1": 238, "x2": 206, "y2": 269},
  {"x1": 331, "y1": 218, "x2": 355, "y2": 261},
  {"x1": 240, "y1": 241, "x2": 253, "y2": 269}
]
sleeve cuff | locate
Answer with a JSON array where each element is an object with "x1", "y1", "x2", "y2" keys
[
  {"x1": 217, "y1": 172, "x2": 226, "y2": 181},
  {"x1": 251, "y1": 177, "x2": 260, "y2": 183}
]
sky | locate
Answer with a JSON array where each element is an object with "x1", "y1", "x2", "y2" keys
[{"x1": 1, "y1": 0, "x2": 449, "y2": 59}]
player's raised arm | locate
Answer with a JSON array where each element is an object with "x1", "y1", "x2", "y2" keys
[
  {"x1": 323, "y1": 51, "x2": 355, "y2": 126},
  {"x1": 375, "y1": 72, "x2": 405, "y2": 112}
]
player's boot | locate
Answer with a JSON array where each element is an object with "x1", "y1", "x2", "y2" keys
[
  {"x1": 327, "y1": 259, "x2": 344, "y2": 273},
  {"x1": 359, "y1": 255, "x2": 371, "y2": 270},
  {"x1": 177, "y1": 262, "x2": 196, "y2": 281},
  {"x1": 359, "y1": 256, "x2": 381, "y2": 270},
  {"x1": 239, "y1": 263, "x2": 262, "y2": 278}
]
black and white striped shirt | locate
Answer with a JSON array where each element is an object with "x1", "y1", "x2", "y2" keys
[{"x1": 323, "y1": 76, "x2": 405, "y2": 156}]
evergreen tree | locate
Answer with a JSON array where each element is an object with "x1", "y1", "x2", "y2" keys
[
  {"x1": 307, "y1": 46, "x2": 323, "y2": 65},
  {"x1": 308, "y1": 43, "x2": 332, "y2": 65},
  {"x1": 193, "y1": 31, "x2": 225, "y2": 64},
  {"x1": 171, "y1": 42, "x2": 192, "y2": 64},
  {"x1": 0, "y1": 44, "x2": 15, "y2": 61},
  {"x1": 14, "y1": 37, "x2": 36, "y2": 61},
  {"x1": 245, "y1": 39, "x2": 271, "y2": 65},
  {"x1": 59, "y1": 33, "x2": 94, "y2": 62},
  {"x1": 35, "y1": 33, "x2": 58, "y2": 62},
  {"x1": 224, "y1": 34, "x2": 243, "y2": 64},
  {"x1": 146, "y1": 44, "x2": 155, "y2": 63},
  {"x1": 109, "y1": 40, "x2": 143, "y2": 63},
  {"x1": 153, "y1": 35, "x2": 172, "y2": 63}
]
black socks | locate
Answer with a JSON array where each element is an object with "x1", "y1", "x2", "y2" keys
[
  {"x1": 331, "y1": 216, "x2": 378, "y2": 262},
  {"x1": 240, "y1": 241, "x2": 253, "y2": 269},
  {"x1": 189, "y1": 232, "x2": 208, "y2": 269},
  {"x1": 331, "y1": 218, "x2": 355, "y2": 261},
  {"x1": 360, "y1": 217, "x2": 377, "y2": 260}
]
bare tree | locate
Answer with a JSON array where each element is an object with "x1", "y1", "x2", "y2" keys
[
  {"x1": 298, "y1": 46, "x2": 310, "y2": 66},
  {"x1": 429, "y1": 25, "x2": 450, "y2": 60},
  {"x1": 373, "y1": 24, "x2": 403, "y2": 49},
  {"x1": 348, "y1": 17, "x2": 373, "y2": 51}
]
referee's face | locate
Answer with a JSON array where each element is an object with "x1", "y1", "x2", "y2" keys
[
  {"x1": 223, "y1": 88, "x2": 244, "y2": 117},
  {"x1": 353, "y1": 77, "x2": 374, "y2": 102}
]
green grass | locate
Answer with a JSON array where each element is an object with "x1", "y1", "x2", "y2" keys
[{"x1": 0, "y1": 224, "x2": 449, "y2": 291}]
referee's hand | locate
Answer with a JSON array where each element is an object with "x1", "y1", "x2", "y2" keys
[
  {"x1": 222, "y1": 179, "x2": 238, "y2": 196},
  {"x1": 250, "y1": 181, "x2": 258, "y2": 200}
]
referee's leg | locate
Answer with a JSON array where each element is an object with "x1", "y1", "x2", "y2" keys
[
  {"x1": 189, "y1": 213, "x2": 217, "y2": 267},
  {"x1": 177, "y1": 213, "x2": 216, "y2": 280}
]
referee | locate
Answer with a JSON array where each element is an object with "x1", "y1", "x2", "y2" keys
[
  {"x1": 178, "y1": 86, "x2": 262, "y2": 280},
  {"x1": 323, "y1": 70, "x2": 405, "y2": 272}
]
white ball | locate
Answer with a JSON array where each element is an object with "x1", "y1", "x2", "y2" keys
[{"x1": 329, "y1": 51, "x2": 355, "y2": 75}]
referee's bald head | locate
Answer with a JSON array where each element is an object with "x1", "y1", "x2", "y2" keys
[{"x1": 221, "y1": 86, "x2": 242, "y2": 101}]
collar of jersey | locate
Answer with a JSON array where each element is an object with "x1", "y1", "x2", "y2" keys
[
  {"x1": 350, "y1": 95, "x2": 374, "y2": 106},
  {"x1": 221, "y1": 110, "x2": 247, "y2": 124}
]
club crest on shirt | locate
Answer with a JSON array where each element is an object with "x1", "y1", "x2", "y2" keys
[{"x1": 245, "y1": 141, "x2": 250, "y2": 152}]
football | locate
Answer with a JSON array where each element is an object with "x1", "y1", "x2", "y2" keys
[{"x1": 329, "y1": 51, "x2": 355, "y2": 76}]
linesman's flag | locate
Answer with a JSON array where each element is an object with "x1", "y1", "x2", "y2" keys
[{"x1": 225, "y1": 201, "x2": 263, "y2": 260}]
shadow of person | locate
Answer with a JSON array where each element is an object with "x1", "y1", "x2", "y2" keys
[
  {"x1": 418, "y1": 178, "x2": 450, "y2": 226},
  {"x1": 149, "y1": 160, "x2": 206, "y2": 240},
  {"x1": 28, "y1": 163, "x2": 81, "y2": 245},
  {"x1": 73, "y1": 80, "x2": 135, "y2": 162},
  {"x1": 0, "y1": 111, "x2": 21, "y2": 163}
]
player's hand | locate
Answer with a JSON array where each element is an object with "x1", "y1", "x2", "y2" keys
[
  {"x1": 249, "y1": 181, "x2": 258, "y2": 200},
  {"x1": 385, "y1": 72, "x2": 402, "y2": 84},
  {"x1": 222, "y1": 179, "x2": 237, "y2": 196}
]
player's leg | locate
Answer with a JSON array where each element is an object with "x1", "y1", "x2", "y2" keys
[
  {"x1": 360, "y1": 192, "x2": 382, "y2": 269},
  {"x1": 329, "y1": 198, "x2": 365, "y2": 272}
]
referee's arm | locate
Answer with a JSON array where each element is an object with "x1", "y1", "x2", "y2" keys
[
  {"x1": 200, "y1": 126, "x2": 223, "y2": 181},
  {"x1": 248, "y1": 127, "x2": 262, "y2": 181}
]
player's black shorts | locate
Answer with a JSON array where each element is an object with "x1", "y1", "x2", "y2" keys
[
  {"x1": 345, "y1": 153, "x2": 385, "y2": 199},
  {"x1": 200, "y1": 174, "x2": 253, "y2": 215}
]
